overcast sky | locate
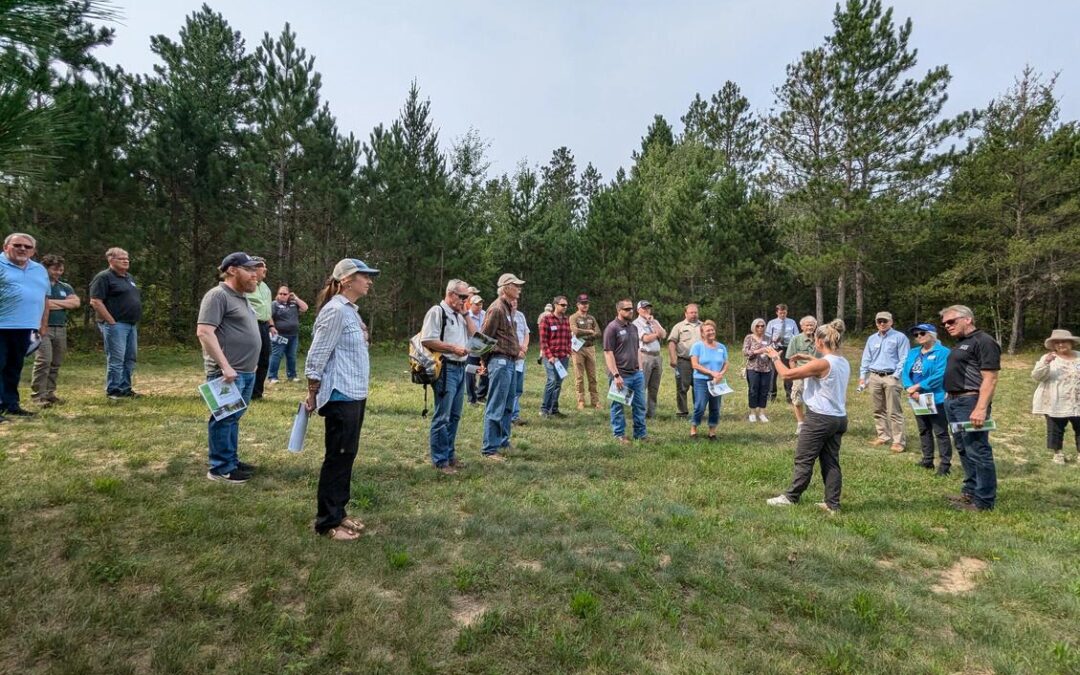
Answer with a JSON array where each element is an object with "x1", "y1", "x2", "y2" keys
[{"x1": 99, "y1": 0, "x2": 1079, "y2": 180}]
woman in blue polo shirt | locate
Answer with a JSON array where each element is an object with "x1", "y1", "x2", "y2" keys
[
  {"x1": 901, "y1": 323, "x2": 952, "y2": 475},
  {"x1": 689, "y1": 320, "x2": 728, "y2": 441}
]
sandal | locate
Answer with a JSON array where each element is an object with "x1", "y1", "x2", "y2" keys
[
  {"x1": 340, "y1": 517, "x2": 365, "y2": 533},
  {"x1": 322, "y1": 527, "x2": 359, "y2": 541}
]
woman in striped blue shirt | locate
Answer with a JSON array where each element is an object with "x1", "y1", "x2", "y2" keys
[{"x1": 304, "y1": 259, "x2": 379, "y2": 541}]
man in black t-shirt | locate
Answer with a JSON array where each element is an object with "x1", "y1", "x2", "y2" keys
[
  {"x1": 89, "y1": 247, "x2": 142, "y2": 399},
  {"x1": 603, "y1": 299, "x2": 648, "y2": 444},
  {"x1": 940, "y1": 304, "x2": 1001, "y2": 511}
]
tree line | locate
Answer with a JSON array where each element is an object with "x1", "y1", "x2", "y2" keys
[{"x1": 2, "y1": 0, "x2": 1078, "y2": 352}]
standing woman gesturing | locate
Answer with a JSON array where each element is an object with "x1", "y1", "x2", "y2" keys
[
  {"x1": 304, "y1": 259, "x2": 380, "y2": 541},
  {"x1": 764, "y1": 319, "x2": 850, "y2": 514}
]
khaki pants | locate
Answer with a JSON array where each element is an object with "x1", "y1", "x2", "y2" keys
[
  {"x1": 31, "y1": 325, "x2": 67, "y2": 400},
  {"x1": 869, "y1": 372, "x2": 906, "y2": 446},
  {"x1": 675, "y1": 357, "x2": 693, "y2": 416},
  {"x1": 572, "y1": 345, "x2": 599, "y2": 406},
  {"x1": 641, "y1": 351, "x2": 662, "y2": 418}
]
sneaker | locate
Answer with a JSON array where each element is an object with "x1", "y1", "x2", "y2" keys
[
  {"x1": 206, "y1": 469, "x2": 251, "y2": 484},
  {"x1": 1053, "y1": 452, "x2": 1066, "y2": 465},
  {"x1": 268, "y1": 379, "x2": 279, "y2": 385},
  {"x1": 935, "y1": 467, "x2": 951, "y2": 477},
  {"x1": 46, "y1": 394, "x2": 63, "y2": 404},
  {"x1": 759, "y1": 414, "x2": 770, "y2": 423},
  {"x1": 748, "y1": 414, "x2": 757, "y2": 423},
  {"x1": 816, "y1": 502, "x2": 838, "y2": 515},
  {"x1": 120, "y1": 391, "x2": 142, "y2": 399},
  {"x1": 552, "y1": 411, "x2": 568, "y2": 419},
  {"x1": 32, "y1": 398, "x2": 53, "y2": 408},
  {"x1": 5, "y1": 407, "x2": 35, "y2": 417},
  {"x1": 766, "y1": 495, "x2": 795, "y2": 506},
  {"x1": 237, "y1": 461, "x2": 257, "y2": 473},
  {"x1": 918, "y1": 462, "x2": 934, "y2": 469}
]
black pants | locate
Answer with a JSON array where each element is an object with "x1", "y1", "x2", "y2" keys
[
  {"x1": 770, "y1": 354, "x2": 793, "y2": 401},
  {"x1": 315, "y1": 398, "x2": 366, "y2": 533},
  {"x1": 0, "y1": 328, "x2": 32, "y2": 412},
  {"x1": 1046, "y1": 416, "x2": 1080, "y2": 452},
  {"x1": 252, "y1": 321, "x2": 271, "y2": 399},
  {"x1": 917, "y1": 408, "x2": 952, "y2": 468},
  {"x1": 746, "y1": 369, "x2": 771, "y2": 409},
  {"x1": 785, "y1": 409, "x2": 847, "y2": 509}
]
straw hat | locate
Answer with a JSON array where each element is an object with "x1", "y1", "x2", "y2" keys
[{"x1": 1044, "y1": 328, "x2": 1080, "y2": 350}]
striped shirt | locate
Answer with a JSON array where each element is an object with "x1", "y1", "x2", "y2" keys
[{"x1": 304, "y1": 295, "x2": 370, "y2": 410}]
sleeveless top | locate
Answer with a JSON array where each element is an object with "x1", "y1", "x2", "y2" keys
[{"x1": 804, "y1": 353, "x2": 850, "y2": 417}]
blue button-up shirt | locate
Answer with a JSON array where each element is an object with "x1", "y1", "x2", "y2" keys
[
  {"x1": 0, "y1": 253, "x2": 49, "y2": 329},
  {"x1": 765, "y1": 317, "x2": 799, "y2": 347},
  {"x1": 859, "y1": 328, "x2": 910, "y2": 379},
  {"x1": 305, "y1": 295, "x2": 370, "y2": 410}
]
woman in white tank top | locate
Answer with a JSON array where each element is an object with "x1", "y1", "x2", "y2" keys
[{"x1": 762, "y1": 320, "x2": 851, "y2": 513}]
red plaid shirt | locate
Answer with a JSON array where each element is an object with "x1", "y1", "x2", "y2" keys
[{"x1": 540, "y1": 313, "x2": 572, "y2": 359}]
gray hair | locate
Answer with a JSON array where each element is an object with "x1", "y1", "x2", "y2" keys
[
  {"x1": 106, "y1": 247, "x2": 127, "y2": 260},
  {"x1": 751, "y1": 318, "x2": 766, "y2": 329},
  {"x1": 446, "y1": 278, "x2": 467, "y2": 295},
  {"x1": 939, "y1": 305, "x2": 974, "y2": 321},
  {"x1": 800, "y1": 315, "x2": 818, "y2": 326},
  {"x1": 4, "y1": 232, "x2": 36, "y2": 247}
]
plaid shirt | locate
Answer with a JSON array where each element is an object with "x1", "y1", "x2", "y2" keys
[{"x1": 540, "y1": 313, "x2": 572, "y2": 359}]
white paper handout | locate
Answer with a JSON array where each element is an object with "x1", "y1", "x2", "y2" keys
[
  {"x1": 908, "y1": 393, "x2": 937, "y2": 416},
  {"x1": 198, "y1": 377, "x2": 248, "y2": 421},
  {"x1": 949, "y1": 419, "x2": 997, "y2": 433},
  {"x1": 554, "y1": 359, "x2": 568, "y2": 380},
  {"x1": 607, "y1": 379, "x2": 634, "y2": 406},
  {"x1": 708, "y1": 379, "x2": 734, "y2": 397},
  {"x1": 571, "y1": 336, "x2": 585, "y2": 352},
  {"x1": 287, "y1": 402, "x2": 309, "y2": 452},
  {"x1": 515, "y1": 359, "x2": 525, "y2": 373},
  {"x1": 468, "y1": 332, "x2": 496, "y2": 356}
]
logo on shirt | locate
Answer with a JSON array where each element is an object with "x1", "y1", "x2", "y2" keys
[{"x1": 959, "y1": 345, "x2": 970, "y2": 351}]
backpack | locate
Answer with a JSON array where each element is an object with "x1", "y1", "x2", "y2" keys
[{"x1": 409, "y1": 306, "x2": 451, "y2": 416}]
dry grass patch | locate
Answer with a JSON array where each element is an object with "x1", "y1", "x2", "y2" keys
[
  {"x1": 450, "y1": 595, "x2": 488, "y2": 628},
  {"x1": 931, "y1": 557, "x2": 988, "y2": 595}
]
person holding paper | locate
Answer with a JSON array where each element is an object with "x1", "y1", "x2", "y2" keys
[
  {"x1": 421, "y1": 279, "x2": 478, "y2": 474},
  {"x1": 569, "y1": 294, "x2": 601, "y2": 409},
  {"x1": 539, "y1": 295, "x2": 572, "y2": 418},
  {"x1": 633, "y1": 300, "x2": 667, "y2": 419},
  {"x1": 1031, "y1": 329, "x2": 1080, "y2": 465},
  {"x1": 603, "y1": 299, "x2": 648, "y2": 444},
  {"x1": 267, "y1": 286, "x2": 308, "y2": 384},
  {"x1": 510, "y1": 297, "x2": 529, "y2": 426},
  {"x1": 786, "y1": 316, "x2": 819, "y2": 433},
  {"x1": 765, "y1": 319, "x2": 850, "y2": 514},
  {"x1": 689, "y1": 320, "x2": 728, "y2": 440},
  {"x1": 479, "y1": 273, "x2": 525, "y2": 461},
  {"x1": 304, "y1": 258, "x2": 379, "y2": 540},
  {"x1": 196, "y1": 252, "x2": 264, "y2": 484},
  {"x1": 901, "y1": 323, "x2": 952, "y2": 475},
  {"x1": 940, "y1": 305, "x2": 1001, "y2": 512},
  {"x1": 743, "y1": 318, "x2": 773, "y2": 423}
]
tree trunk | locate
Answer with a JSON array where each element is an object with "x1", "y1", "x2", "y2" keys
[
  {"x1": 836, "y1": 272, "x2": 846, "y2": 323},
  {"x1": 854, "y1": 260, "x2": 865, "y2": 329},
  {"x1": 814, "y1": 283, "x2": 824, "y2": 323},
  {"x1": 1008, "y1": 284, "x2": 1023, "y2": 355}
]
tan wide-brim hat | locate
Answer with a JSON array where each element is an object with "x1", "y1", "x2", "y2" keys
[{"x1": 1045, "y1": 329, "x2": 1080, "y2": 350}]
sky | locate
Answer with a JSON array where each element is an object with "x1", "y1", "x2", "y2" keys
[{"x1": 98, "y1": 0, "x2": 1079, "y2": 181}]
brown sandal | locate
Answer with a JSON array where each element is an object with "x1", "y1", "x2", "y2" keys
[
  {"x1": 340, "y1": 517, "x2": 365, "y2": 533},
  {"x1": 322, "y1": 526, "x2": 360, "y2": 541}
]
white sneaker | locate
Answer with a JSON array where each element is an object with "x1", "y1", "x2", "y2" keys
[
  {"x1": 1053, "y1": 452, "x2": 1066, "y2": 465},
  {"x1": 748, "y1": 414, "x2": 757, "y2": 423},
  {"x1": 766, "y1": 495, "x2": 794, "y2": 506},
  {"x1": 759, "y1": 413, "x2": 770, "y2": 423}
]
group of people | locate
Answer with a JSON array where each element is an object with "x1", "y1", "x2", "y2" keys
[{"x1": 3, "y1": 230, "x2": 1078, "y2": 538}]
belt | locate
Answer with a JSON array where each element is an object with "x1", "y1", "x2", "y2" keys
[
  {"x1": 947, "y1": 391, "x2": 979, "y2": 398},
  {"x1": 870, "y1": 370, "x2": 894, "y2": 376},
  {"x1": 443, "y1": 360, "x2": 466, "y2": 368},
  {"x1": 640, "y1": 350, "x2": 660, "y2": 355},
  {"x1": 677, "y1": 356, "x2": 691, "y2": 361}
]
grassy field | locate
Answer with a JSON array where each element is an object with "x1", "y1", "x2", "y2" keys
[{"x1": 1, "y1": 342, "x2": 1078, "y2": 674}]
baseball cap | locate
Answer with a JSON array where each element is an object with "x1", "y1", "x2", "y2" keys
[
  {"x1": 219, "y1": 252, "x2": 261, "y2": 272},
  {"x1": 576, "y1": 294, "x2": 590, "y2": 303},
  {"x1": 250, "y1": 256, "x2": 266, "y2": 266},
  {"x1": 467, "y1": 286, "x2": 479, "y2": 294},
  {"x1": 909, "y1": 322, "x2": 936, "y2": 335},
  {"x1": 875, "y1": 311, "x2": 893, "y2": 322},
  {"x1": 470, "y1": 295, "x2": 483, "y2": 304},
  {"x1": 637, "y1": 300, "x2": 652, "y2": 309},
  {"x1": 497, "y1": 273, "x2": 525, "y2": 287},
  {"x1": 332, "y1": 258, "x2": 380, "y2": 281}
]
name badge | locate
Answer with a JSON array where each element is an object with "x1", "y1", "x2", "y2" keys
[
  {"x1": 618, "y1": 329, "x2": 627, "y2": 336},
  {"x1": 550, "y1": 325, "x2": 558, "y2": 331}
]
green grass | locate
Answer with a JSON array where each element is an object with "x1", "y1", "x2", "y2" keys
[{"x1": 1, "y1": 344, "x2": 1078, "y2": 674}]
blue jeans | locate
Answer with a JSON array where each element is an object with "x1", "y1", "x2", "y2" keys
[
  {"x1": 99, "y1": 322, "x2": 137, "y2": 395},
  {"x1": 482, "y1": 357, "x2": 515, "y2": 454},
  {"x1": 207, "y1": 371, "x2": 256, "y2": 475},
  {"x1": 945, "y1": 396, "x2": 996, "y2": 509},
  {"x1": 692, "y1": 378, "x2": 722, "y2": 427},
  {"x1": 541, "y1": 357, "x2": 568, "y2": 414},
  {"x1": 268, "y1": 334, "x2": 300, "y2": 380},
  {"x1": 429, "y1": 362, "x2": 466, "y2": 467},
  {"x1": 609, "y1": 371, "x2": 647, "y2": 439},
  {"x1": 511, "y1": 363, "x2": 525, "y2": 421}
]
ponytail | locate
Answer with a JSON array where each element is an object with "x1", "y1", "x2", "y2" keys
[{"x1": 316, "y1": 276, "x2": 342, "y2": 312}]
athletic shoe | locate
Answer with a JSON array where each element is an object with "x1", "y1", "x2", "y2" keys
[
  {"x1": 759, "y1": 414, "x2": 770, "y2": 423},
  {"x1": 206, "y1": 469, "x2": 251, "y2": 484},
  {"x1": 5, "y1": 407, "x2": 35, "y2": 417},
  {"x1": 748, "y1": 414, "x2": 757, "y2": 423},
  {"x1": 766, "y1": 495, "x2": 794, "y2": 506},
  {"x1": 816, "y1": 502, "x2": 838, "y2": 515},
  {"x1": 268, "y1": 379, "x2": 279, "y2": 385},
  {"x1": 237, "y1": 461, "x2": 257, "y2": 473},
  {"x1": 1053, "y1": 452, "x2": 1066, "y2": 465}
]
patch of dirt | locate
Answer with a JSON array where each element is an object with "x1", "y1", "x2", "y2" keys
[
  {"x1": 658, "y1": 554, "x2": 672, "y2": 569},
  {"x1": 931, "y1": 557, "x2": 988, "y2": 594},
  {"x1": 450, "y1": 595, "x2": 487, "y2": 628},
  {"x1": 514, "y1": 559, "x2": 543, "y2": 572},
  {"x1": 33, "y1": 505, "x2": 66, "y2": 521},
  {"x1": 875, "y1": 558, "x2": 898, "y2": 570},
  {"x1": 604, "y1": 561, "x2": 625, "y2": 572},
  {"x1": 224, "y1": 584, "x2": 249, "y2": 604},
  {"x1": 372, "y1": 587, "x2": 402, "y2": 603}
]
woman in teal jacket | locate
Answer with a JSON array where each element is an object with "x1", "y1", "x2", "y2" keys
[{"x1": 901, "y1": 323, "x2": 952, "y2": 475}]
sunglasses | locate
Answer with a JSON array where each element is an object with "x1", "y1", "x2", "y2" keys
[
  {"x1": 875, "y1": 318, "x2": 890, "y2": 324},
  {"x1": 9, "y1": 243, "x2": 34, "y2": 250},
  {"x1": 942, "y1": 318, "x2": 963, "y2": 327},
  {"x1": 455, "y1": 294, "x2": 470, "y2": 300},
  {"x1": 557, "y1": 303, "x2": 568, "y2": 307},
  {"x1": 618, "y1": 306, "x2": 633, "y2": 312},
  {"x1": 914, "y1": 331, "x2": 928, "y2": 337}
]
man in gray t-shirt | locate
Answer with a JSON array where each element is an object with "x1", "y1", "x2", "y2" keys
[{"x1": 195, "y1": 252, "x2": 263, "y2": 484}]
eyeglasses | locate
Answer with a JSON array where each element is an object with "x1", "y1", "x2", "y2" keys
[
  {"x1": 9, "y1": 243, "x2": 34, "y2": 250},
  {"x1": 875, "y1": 318, "x2": 890, "y2": 324},
  {"x1": 618, "y1": 306, "x2": 633, "y2": 312}
]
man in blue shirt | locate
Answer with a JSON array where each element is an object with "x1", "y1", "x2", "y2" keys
[
  {"x1": 0, "y1": 233, "x2": 50, "y2": 422},
  {"x1": 859, "y1": 311, "x2": 911, "y2": 451}
]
